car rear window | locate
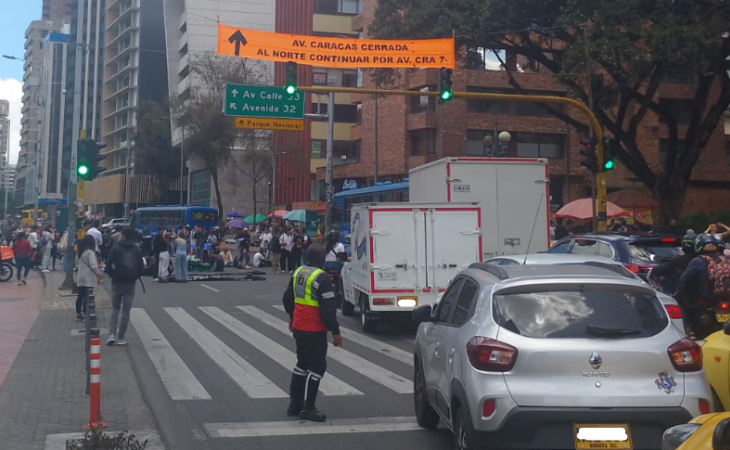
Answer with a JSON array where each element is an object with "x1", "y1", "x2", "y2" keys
[
  {"x1": 627, "y1": 239, "x2": 683, "y2": 263},
  {"x1": 493, "y1": 285, "x2": 668, "y2": 338}
]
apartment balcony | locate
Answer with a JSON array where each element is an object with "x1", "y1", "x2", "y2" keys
[
  {"x1": 103, "y1": 104, "x2": 133, "y2": 121},
  {"x1": 104, "y1": 84, "x2": 134, "y2": 102}
]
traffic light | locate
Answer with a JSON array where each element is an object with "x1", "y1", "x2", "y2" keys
[
  {"x1": 284, "y1": 62, "x2": 298, "y2": 95},
  {"x1": 602, "y1": 137, "x2": 617, "y2": 171},
  {"x1": 579, "y1": 137, "x2": 599, "y2": 173},
  {"x1": 439, "y1": 68, "x2": 453, "y2": 102},
  {"x1": 77, "y1": 139, "x2": 108, "y2": 180}
]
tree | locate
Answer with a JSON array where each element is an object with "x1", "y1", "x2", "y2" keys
[
  {"x1": 228, "y1": 129, "x2": 273, "y2": 221},
  {"x1": 134, "y1": 101, "x2": 179, "y2": 204},
  {"x1": 370, "y1": 0, "x2": 730, "y2": 222},
  {"x1": 170, "y1": 51, "x2": 270, "y2": 217}
]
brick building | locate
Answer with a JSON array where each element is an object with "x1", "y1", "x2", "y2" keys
[{"x1": 303, "y1": 0, "x2": 730, "y2": 218}]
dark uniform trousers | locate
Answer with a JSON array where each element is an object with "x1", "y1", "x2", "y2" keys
[{"x1": 290, "y1": 330, "x2": 328, "y2": 409}]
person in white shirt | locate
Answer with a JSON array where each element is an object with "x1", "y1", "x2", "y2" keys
[
  {"x1": 259, "y1": 228, "x2": 273, "y2": 257},
  {"x1": 40, "y1": 227, "x2": 54, "y2": 272},
  {"x1": 253, "y1": 251, "x2": 271, "y2": 268},
  {"x1": 323, "y1": 230, "x2": 345, "y2": 273},
  {"x1": 85, "y1": 220, "x2": 104, "y2": 254},
  {"x1": 279, "y1": 229, "x2": 293, "y2": 273},
  {"x1": 27, "y1": 226, "x2": 38, "y2": 251}
]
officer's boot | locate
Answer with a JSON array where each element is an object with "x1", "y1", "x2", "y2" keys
[
  {"x1": 287, "y1": 367, "x2": 306, "y2": 416},
  {"x1": 300, "y1": 372, "x2": 326, "y2": 422}
]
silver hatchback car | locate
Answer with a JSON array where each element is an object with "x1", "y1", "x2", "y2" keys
[{"x1": 412, "y1": 262, "x2": 711, "y2": 450}]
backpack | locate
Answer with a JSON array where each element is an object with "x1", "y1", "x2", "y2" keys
[
  {"x1": 114, "y1": 245, "x2": 140, "y2": 280},
  {"x1": 701, "y1": 255, "x2": 730, "y2": 296}
]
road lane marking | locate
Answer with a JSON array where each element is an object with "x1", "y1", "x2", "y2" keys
[
  {"x1": 199, "y1": 307, "x2": 363, "y2": 396},
  {"x1": 199, "y1": 283, "x2": 220, "y2": 292},
  {"x1": 165, "y1": 307, "x2": 287, "y2": 399},
  {"x1": 238, "y1": 306, "x2": 413, "y2": 394},
  {"x1": 272, "y1": 305, "x2": 414, "y2": 366},
  {"x1": 130, "y1": 308, "x2": 211, "y2": 400},
  {"x1": 204, "y1": 416, "x2": 421, "y2": 438}
]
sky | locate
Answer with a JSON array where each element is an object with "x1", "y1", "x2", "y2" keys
[{"x1": 0, "y1": 0, "x2": 42, "y2": 166}]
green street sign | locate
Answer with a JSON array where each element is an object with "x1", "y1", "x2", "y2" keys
[{"x1": 223, "y1": 84, "x2": 305, "y2": 120}]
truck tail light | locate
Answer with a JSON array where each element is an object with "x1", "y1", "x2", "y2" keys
[
  {"x1": 668, "y1": 338, "x2": 703, "y2": 372},
  {"x1": 466, "y1": 337, "x2": 517, "y2": 372},
  {"x1": 373, "y1": 298, "x2": 393, "y2": 305},
  {"x1": 665, "y1": 305, "x2": 683, "y2": 320}
]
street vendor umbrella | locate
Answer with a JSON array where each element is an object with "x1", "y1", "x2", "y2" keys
[
  {"x1": 606, "y1": 189, "x2": 659, "y2": 209},
  {"x1": 244, "y1": 214, "x2": 268, "y2": 223},
  {"x1": 554, "y1": 198, "x2": 632, "y2": 221},
  {"x1": 269, "y1": 210, "x2": 289, "y2": 219},
  {"x1": 227, "y1": 211, "x2": 244, "y2": 218},
  {"x1": 284, "y1": 209, "x2": 307, "y2": 222},
  {"x1": 226, "y1": 219, "x2": 248, "y2": 229}
]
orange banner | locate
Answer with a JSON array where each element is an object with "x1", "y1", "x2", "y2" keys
[{"x1": 217, "y1": 24, "x2": 456, "y2": 69}]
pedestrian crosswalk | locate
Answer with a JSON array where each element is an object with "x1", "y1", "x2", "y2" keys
[{"x1": 129, "y1": 304, "x2": 415, "y2": 404}]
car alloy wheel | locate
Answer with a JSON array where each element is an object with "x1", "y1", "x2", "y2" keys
[{"x1": 414, "y1": 361, "x2": 439, "y2": 428}]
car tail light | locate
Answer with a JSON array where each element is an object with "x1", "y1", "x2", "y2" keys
[
  {"x1": 482, "y1": 399, "x2": 496, "y2": 418},
  {"x1": 699, "y1": 399, "x2": 710, "y2": 415},
  {"x1": 668, "y1": 338, "x2": 703, "y2": 372},
  {"x1": 466, "y1": 337, "x2": 518, "y2": 372},
  {"x1": 662, "y1": 238, "x2": 677, "y2": 243},
  {"x1": 665, "y1": 305, "x2": 683, "y2": 320},
  {"x1": 625, "y1": 264, "x2": 652, "y2": 274},
  {"x1": 718, "y1": 302, "x2": 730, "y2": 313}
]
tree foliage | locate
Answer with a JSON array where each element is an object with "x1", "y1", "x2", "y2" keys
[
  {"x1": 133, "y1": 101, "x2": 178, "y2": 204},
  {"x1": 370, "y1": 0, "x2": 730, "y2": 222},
  {"x1": 170, "y1": 52, "x2": 270, "y2": 216},
  {"x1": 228, "y1": 130, "x2": 273, "y2": 218}
]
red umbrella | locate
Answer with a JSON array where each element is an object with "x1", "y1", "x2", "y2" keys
[
  {"x1": 268, "y1": 210, "x2": 289, "y2": 219},
  {"x1": 554, "y1": 198, "x2": 632, "y2": 221},
  {"x1": 606, "y1": 189, "x2": 659, "y2": 208}
]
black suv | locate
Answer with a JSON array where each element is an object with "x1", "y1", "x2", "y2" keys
[{"x1": 547, "y1": 233, "x2": 683, "y2": 279}]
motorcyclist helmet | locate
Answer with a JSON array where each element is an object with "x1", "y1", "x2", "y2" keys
[
  {"x1": 694, "y1": 233, "x2": 722, "y2": 254},
  {"x1": 327, "y1": 228, "x2": 339, "y2": 243},
  {"x1": 681, "y1": 232, "x2": 696, "y2": 254}
]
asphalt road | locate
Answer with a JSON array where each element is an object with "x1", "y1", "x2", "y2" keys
[{"x1": 120, "y1": 268, "x2": 453, "y2": 450}]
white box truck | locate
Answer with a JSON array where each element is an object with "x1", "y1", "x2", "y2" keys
[
  {"x1": 408, "y1": 157, "x2": 550, "y2": 259},
  {"x1": 341, "y1": 203, "x2": 482, "y2": 333}
]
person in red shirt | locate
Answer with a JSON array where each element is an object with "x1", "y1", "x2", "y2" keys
[{"x1": 13, "y1": 232, "x2": 33, "y2": 285}]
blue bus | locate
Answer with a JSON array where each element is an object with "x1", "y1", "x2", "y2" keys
[
  {"x1": 129, "y1": 206, "x2": 219, "y2": 233},
  {"x1": 333, "y1": 181, "x2": 409, "y2": 238}
]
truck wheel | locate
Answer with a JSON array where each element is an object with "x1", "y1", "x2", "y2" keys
[
  {"x1": 359, "y1": 295, "x2": 378, "y2": 333},
  {"x1": 342, "y1": 299, "x2": 355, "y2": 316}
]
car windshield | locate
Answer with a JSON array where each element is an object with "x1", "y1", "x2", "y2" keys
[
  {"x1": 628, "y1": 241, "x2": 683, "y2": 263},
  {"x1": 493, "y1": 285, "x2": 668, "y2": 338}
]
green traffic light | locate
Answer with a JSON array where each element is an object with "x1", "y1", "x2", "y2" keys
[
  {"x1": 285, "y1": 85, "x2": 297, "y2": 95},
  {"x1": 441, "y1": 90, "x2": 453, "y2": 101},
  {"x1": 604, "y1": 160, "x2": 616, "y2": 170},
  {"x1": 78, "y1": 165, "x2": 89, "y2": 176}
]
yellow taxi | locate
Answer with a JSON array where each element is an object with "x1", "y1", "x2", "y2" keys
[
  {"x1": 701, "y1": 321, "x2": 730, "y2": 412},
  {"x1": 663, "y1": 412, "x2": 730, "y2": 450}
]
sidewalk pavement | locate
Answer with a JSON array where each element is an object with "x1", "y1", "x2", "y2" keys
[{"x1": 0, "y1": 269, "x2": 164, "y2": 450}]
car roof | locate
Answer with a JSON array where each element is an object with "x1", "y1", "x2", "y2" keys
[
  {"x1": 490, "y1": 253, "x2": 623, "y2": 265},
  {"x1": 466, "y1": 260, "x2": 645, "y2": 286},
  {"x1": 501, "y1": 264, "x2": 635, "y2": 279},
  {"x1": 561, "y1": 232, "x2": 679, "y2": 243}
]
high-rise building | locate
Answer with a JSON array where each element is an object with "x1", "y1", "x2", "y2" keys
[
  {"x1": 15, "y1": 18, "x2": 68, "y2": 208},
  {"x1": 0, "y1": 101, "x2": 9, "y2": 190},
  {"x1": 3, "y1": 165, "x2": 16, "y2": 192},
  {"x1": 43, "y1": 0, "x2": 72, "y2": 20},
  {"x1": 161, "y1": 0, "x2": 276, "y2": 213},
  {"x1": 273, "y1": 0, "x2": 362, "y2": 208},
  {"x1": 82, "y1": 0, "x2": 170, "y2": 217}
]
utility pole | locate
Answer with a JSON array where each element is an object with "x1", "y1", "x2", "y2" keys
[
  {"x1": 325, "y1": 92, "x2": 334, "y2": 233},
  {"x1": 584, "y1": 24, "x2": 598, "y2": 232},
  {"x1": 61, "y1": 0, "x2": 86, "y2": 290},
  {"x1": 373, "y1": 90, "x2": 379, "y2": 184}
]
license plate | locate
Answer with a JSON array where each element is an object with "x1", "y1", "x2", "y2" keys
[
  {"x1": 574, "y1": 424, "x2": 632, "y2": 450},
  {"x1": 717, "y1": 314, "x2": 730, "y2": 323}
]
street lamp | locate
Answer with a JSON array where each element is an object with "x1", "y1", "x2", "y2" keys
[
  {"x1": 483, "y1": 127, "x2": 512, "y2": 157},
  {"x1": 3, "y1": 55, "x2": 44, "y2": 223}
]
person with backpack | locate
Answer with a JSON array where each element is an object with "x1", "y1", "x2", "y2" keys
[
  {"x1": 270, "y1": 228, "x2": 282, "y2": 273},
  {"x1": 105, "y1": 227, "x2": 144, "y2": 346}
]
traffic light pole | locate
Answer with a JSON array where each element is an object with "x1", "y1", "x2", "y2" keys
[
  {"x1": 61, "y1": 0, "x2": 85, "y2": 290},
  {"x1": 297, "y1": 86, "x2": 608, "y2": 231}
]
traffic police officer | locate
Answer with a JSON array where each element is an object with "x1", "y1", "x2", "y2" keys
[{"x1": 282, "y1": 243, "x2": 343, "y2": 422}]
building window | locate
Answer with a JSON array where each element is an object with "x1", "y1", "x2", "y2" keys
[
  {"x1": 466, "y1": 130, "x2": 487, "y2": 155},
  {"x1": 314, "y1": 0, "x2": 360, "y2": 14},
  {"x1": 659, "y1": 99, "x2": 693, "y2": 125},
  {"x1": 515, "y1": 132, "x2": 564, "y2": 159},
  {"x1": 516, "y1": 93, "x2": 563, "y2": 117},
  {"x1": 333, "y1": 140, "x2": 360, "y2": 165},
  {"x1": 410, "y1": 129, "x2": 436, "y2": 156},
  {"x1": 466, "y1": 87, "x2": 508, "y2": 114},
  {"x1": 312, "y1": 68, "x2": 358, "y2": 87},
  {"x1": 659, "y1": 139, "x2": 688, "y2": 164},
  {"x1": 191, "y1": 170, "x2": 211, "y2": 206},
  {"x1": 355, "y1": 103, "x2": 362, "y2": 125},
  {"x1": 466, "y1": 47, "x2": 507, "y2": 71},
  {"x1": 726, "y1": 141, "x2": 730, "y2": 166},
  {"x1": 410, "y1": 86, "x2": 436, "y2": 113},
  {"x1": 308, "y1": 103, "x2": 358, "y2": 123}
]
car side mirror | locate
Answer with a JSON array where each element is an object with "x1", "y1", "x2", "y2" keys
[
  {"x1": 724, "y1": 321, "x2": 730, "y2": 336},
  {"x1": 412, "y1": 305, "x2": 433, "y2": 323},
  {"x1": 713, "y1": 418, "x2": 730, "y2": 450}
]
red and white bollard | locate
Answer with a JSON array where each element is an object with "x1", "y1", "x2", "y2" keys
[{"x1": 86, "y1": 337, "x2": 106, "y2": 429}]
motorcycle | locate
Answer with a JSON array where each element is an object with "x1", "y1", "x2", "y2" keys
[{"x1": 0, "y1": 246, "x2": 14, "y2": 282}]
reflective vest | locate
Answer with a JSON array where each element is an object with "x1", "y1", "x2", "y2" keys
[{"x1": 292, "y1": 266, "x2": 327, "y2": 332}]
